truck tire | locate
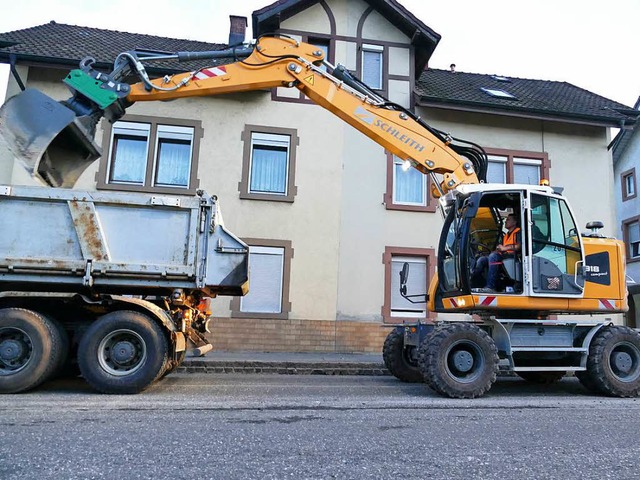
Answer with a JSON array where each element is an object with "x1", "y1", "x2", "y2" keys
[
  {"x1": 585, "y1": 325, "x2": 640, "y2": 397},
  {"x1": 0, "y1": 308, "x2": 65, "y2": 393},
  {"x1": 418, "y1": 323, "x2": 498, "y2": 399},
  {"x1": 161, "y1": 351, "x2": 187, "y2": 378},
  {"x1": 382, "y1": 329, "x2": 423, "y2": 383},
  {"x1": 78, "y1": 311, "x2": 169, "y2": 394},
  {"x1": 517, "y1": 371, "x2": 565, "y2": 384}
]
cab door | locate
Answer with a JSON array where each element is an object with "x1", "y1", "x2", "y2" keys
[{"x1": 527, "y1": 192, "x2": 585, "y2": 297}]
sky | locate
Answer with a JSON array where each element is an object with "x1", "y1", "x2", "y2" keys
[{"x1": 0, "y1": 0, "x2": 638, "y2": 108}]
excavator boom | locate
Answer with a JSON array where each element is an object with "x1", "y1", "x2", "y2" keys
[{"x1": 0, "y1": 35, "x2": 485, "y2": 190}]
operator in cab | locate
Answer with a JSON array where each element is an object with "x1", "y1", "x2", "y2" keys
[{"x1": 472, "y1": 213, "x2": 521, "y2": 293}]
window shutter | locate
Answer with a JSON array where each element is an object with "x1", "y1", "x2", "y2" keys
[
  {"x1": 391, "y1": 257, "x2": 427, "y2": 316},
  {"x1": 241, "y1": 247, "x2": 284, "y2": 313}
]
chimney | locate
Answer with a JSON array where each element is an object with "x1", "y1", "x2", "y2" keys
[
  {"x1": 450, "y1": 63, "x2": 456, "y2": 73},
  {"x1": 229, "y1": 15, "x2": 248, "y2": 46}
]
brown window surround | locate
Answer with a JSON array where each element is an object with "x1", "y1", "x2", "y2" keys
[
  {"x1": 238, "y1": 125, "x2": 299, "y2": 203},
  {"x1": 384, "y1": 151, "x2": 437, "y2": 213},
  {"x1": 622, "y1": 216, "x2": 640, "y2": 264},
  {"x1": 484, "y1": 147, "x2": 550, "y2": 184},
  {"x1": 97, "y1": 114, "x2": 202, "y2": 195},
  {"x1": 230, "y1": 239, "x2": 293, "y2": 319},
  {"x1": 622, "y1": 168, "x2": 637, "y2": 202},
  {"x1": 382, "y1": 246, "x2": 436, "y2": 324}
]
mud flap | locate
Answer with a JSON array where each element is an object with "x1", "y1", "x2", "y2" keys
[{"x1": 0, "y1": 89, "x2": 101, "y2": 187}]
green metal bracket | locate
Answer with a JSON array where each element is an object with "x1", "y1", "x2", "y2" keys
[{"x1": 63, "y1": 69, "x2": 119, "y2": 109}]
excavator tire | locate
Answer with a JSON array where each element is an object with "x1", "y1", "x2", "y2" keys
[
  {"x1": 585, "y1": 325, "x2": 640, "y2": 398},
  {"x1": 418, "y1": 323, "x2": 498, "y2": 399},
  {"x1": 382, "y1": 329, "x2": 423, "y2": 383},
  {"x1": 575, "y1": 371, "x2": 603, "y2": 394},
  {"x1": 517, "y1": 371, "x2": 566, "y2": 384}
]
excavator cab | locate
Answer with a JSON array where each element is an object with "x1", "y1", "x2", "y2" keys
[{"x1": 435, "y1": 184, "x2": 586, "y2": 312}]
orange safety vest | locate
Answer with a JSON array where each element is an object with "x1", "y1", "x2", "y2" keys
[{"x1": 503, "y1": 227, "x2": 521, "y2": 248}]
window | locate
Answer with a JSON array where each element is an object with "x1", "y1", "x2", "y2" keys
[
  {"x1": 484, "y1": 148, "x2": 550, "y2": 185},
  {"x1": 362, "y1": 44, "x2": 383, "y2": 90},
  {"x1": 622, "y1": 168, "x2": 637, "y2": 201},
  {"x1": 239, "y1": 125, "x2": 299, "y2": 202},
  {"x1": 624, "y1": 218, "x2": 640, "y2": 262},
  {"x1": 98, "y1": 115, "x2": 202, "y2": 194},
  {"x1": 230, "y1": 239, "x2": 293, "y2": 319},
  {"x1": 382, "y1": 247, "x2": 435, "y2": 323},
  {"x1": 309, "y1": 37, "x2": 330, "y2": 72},
  {"x1": 384, "y1": 152, "x2": 436, "y2": 212},
  {"x1": 480, "y1": 87, "x2": 516, "y2": 99}
]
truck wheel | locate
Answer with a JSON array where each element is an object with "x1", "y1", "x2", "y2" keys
[
  {"x1": 0, "y1": 308, "x2": 65, "y2": 393},
  {"x1": 418, "y1": 323, "x2": 498, "y2": 399},
  {"x1": 586, "y1": 325, "x2": 640, "y2": 397},
  {"x1": 517, "y1": 371, "x2": 565, "y2": 384},
  {"x1": 78, "y1": 311, "x2": 169, "y2": 394},
  {"x1": 161, "y1": 350, "x2": 187, "y2": 378},
  {"x1": 382, "y1": 329, "x2": 423, "y2": 383}
]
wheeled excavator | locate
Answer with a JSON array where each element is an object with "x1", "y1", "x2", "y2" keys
[{"x1": 1, "y1": 35, "x2": 638, "y2": 398}]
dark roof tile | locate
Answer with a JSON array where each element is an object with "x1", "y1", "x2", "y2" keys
[{"x1": 417, "y1": 68, "x2": 638, "y2": 127}]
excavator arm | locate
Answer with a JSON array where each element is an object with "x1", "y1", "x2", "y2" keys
[{"x1": 0, "y1": 35, "x2": 486, "y2": 191}]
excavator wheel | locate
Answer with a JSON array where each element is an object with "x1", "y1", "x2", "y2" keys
[
  {"x1": 418, "y1": 323, "x2": 498, "y2": 399},
  {"x1": 517, "y1": 371, "x2": 566, "y2": 385},
  {"x1": 382, "y1": 329, "x2": 423, "y2": 383},
  {"x1": 584, "y1": 326, "x2": 640, "y2": 398}
]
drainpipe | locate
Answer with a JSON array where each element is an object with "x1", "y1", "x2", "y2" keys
[{"x1": 8, "y1": 54, "x2": 26, "y2": 92}]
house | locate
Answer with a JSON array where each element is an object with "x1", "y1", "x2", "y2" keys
[
  {"x1": 612, "y1": 96, "x2": 640, "y2": 327},
  {"x1": 0, "y1": 0, "x2": 637, "y2": 352}
]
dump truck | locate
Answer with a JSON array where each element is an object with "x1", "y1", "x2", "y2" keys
[
  {"x1": 0, "y1": 184, "x2": 248, "y2": 393},
  {"x1": 1, "y1": 34, "x2": 639, "y2": 398}
]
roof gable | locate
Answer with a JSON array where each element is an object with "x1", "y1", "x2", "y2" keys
[{"x1": 252, "y1": 0, "x2": 441, "y2": 72}]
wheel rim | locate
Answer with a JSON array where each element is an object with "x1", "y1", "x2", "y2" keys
[
  {"x1": 609, "y1": 341, "x2": 640, "y2": 383},
  {"x1": 0, "y1": 327, "x2": 33, "y2": 375},
  {"x1": 444, "y1": 339, "x2": 485, "y2": 383},
  {"x1": 403, "y1": 346, "x2": 418, "y2": 367},
  {"x1": 97, "y1": 329, "x2": 147, "y2": 376}
]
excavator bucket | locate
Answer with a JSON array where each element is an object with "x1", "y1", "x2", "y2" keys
[{"x1": 0, "y1": 88, "x2": 101, "y2": 188}]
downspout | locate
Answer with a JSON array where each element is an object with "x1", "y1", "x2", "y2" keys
[{"x1": 8, "y1": 54, "x2": 26, "y2": 92}]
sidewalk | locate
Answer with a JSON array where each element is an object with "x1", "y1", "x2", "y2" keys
[{"x1": 179, "y1": 351, "x2": 389, "y2": 376}]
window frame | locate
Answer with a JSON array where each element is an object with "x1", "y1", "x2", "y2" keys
[
  {"x1": 230, "y1": 238, "x2": 293, "y2": 319},
  {"x1": 98, "y1": 114, "x2": 202, "y2": 195},
  {"x1": 382, "y1": 246, "x2": 436, "y2": 323},
  {"x1": 622, "y1": 168, "x2": 637, "y2": 202},
  {"x1": 384, "y1": 151, "x2": 436, "y2": 212},
  {"x1": 238, "y1": 125, "x2": 299, "y2": 203},
  {"x1": 623, "y1": 216, "x2": 640, "y2": 264},
  {"x1": 484, "y1": 147, "x2": 550, "y2": 185},
  {"x1": 361, "y1": 43, "x2": 384, "y2": 91}
]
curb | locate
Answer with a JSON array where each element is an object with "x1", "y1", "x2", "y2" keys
[{"x1": 178, "y1": 360, "x2": 389, "y2": 376}]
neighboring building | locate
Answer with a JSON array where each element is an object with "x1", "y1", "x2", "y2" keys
[
  {"x1": 613, "y1": 96, "x2": 640, "y2": 328},
  {"x1": 0, "y1": 0, "x2": 637, "y2": 352}
]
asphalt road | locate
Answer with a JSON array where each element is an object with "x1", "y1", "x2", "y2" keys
[{"x1": 2, "y1": 374, "x2": 640, "y2": 479}]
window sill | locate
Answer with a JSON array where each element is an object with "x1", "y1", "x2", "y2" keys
[
  {"x1": 385, "y1": 202, "x2": 437, "y2": 213},
  {"x1": 230, "y1": 310, "x2": 290, "y2": 320},
  {"x1": 96, "y1": 182, "x2": 198, "y2": 196},
  {"x1": 239, "y1": 191, "x2": 296, "y2": 203}
]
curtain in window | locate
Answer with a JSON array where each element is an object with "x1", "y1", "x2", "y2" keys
[
  {"x1": 110, "y1": 136, "x2": 147, "y2": 184},
  {"x1": 156, "y1": 139, "x2": 191, "y2": 187},
  {"x1": 514, "y1": 163, "x2": 540, "y2": 185},
  {"x1": 362, "y1": 50, "x2": 382, "y2": 89},
  {"x1": 486, "y1": 161, "x2": 506, "y2": 183},
  {"x1": 394, "y1": 162, "x2": 424, "y2": 204},
  {"x1": 250, "y1": 145, "x2": 288, "y2": 194}
]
